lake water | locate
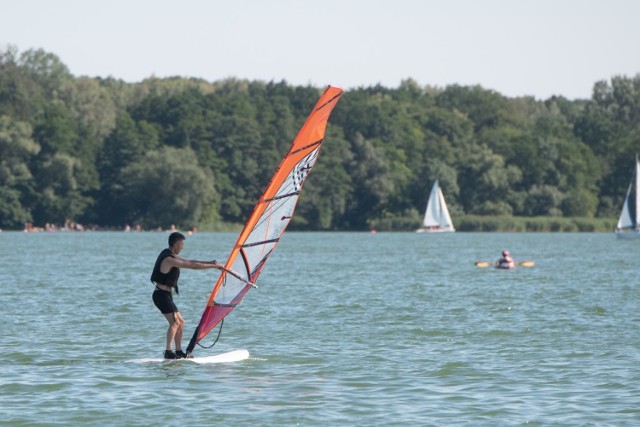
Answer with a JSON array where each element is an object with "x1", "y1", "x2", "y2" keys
[{"x1": 1, "y1": 231, "x2": 639, "y2": 426}]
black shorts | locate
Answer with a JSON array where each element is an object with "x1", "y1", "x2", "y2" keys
[{"x1": 153, "y1": 288, "x2": 178, "y2": 314}]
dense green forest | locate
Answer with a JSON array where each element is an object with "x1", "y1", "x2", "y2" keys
[{"x1": 1, "y1": 46, "x2": 639, "y2": 231}]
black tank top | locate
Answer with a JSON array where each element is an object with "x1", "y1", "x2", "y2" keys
[{"x1": 150, "y1": 248, "x2": 180, "y2": 294}]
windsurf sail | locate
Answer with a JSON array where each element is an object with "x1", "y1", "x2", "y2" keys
[{"x1": 186, "y1": 85, "x2": 343, "y2": 354}]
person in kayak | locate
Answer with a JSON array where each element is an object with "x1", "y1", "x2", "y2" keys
[{"x1": 496, "y1": 250, "x2": 516, "y2": 269}]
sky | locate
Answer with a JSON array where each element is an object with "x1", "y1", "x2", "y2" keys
[{"x1": 2, "y1": 0, "x2": 640, "y2": 100}]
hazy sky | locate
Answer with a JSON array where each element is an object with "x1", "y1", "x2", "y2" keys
[{"x1": 2, "y1": 0, "x2": 639, "y2": 100}]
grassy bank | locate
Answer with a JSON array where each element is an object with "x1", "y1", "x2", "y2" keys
[{"x1": 369, "y1": 215, "x2": 617, "y2": 232}]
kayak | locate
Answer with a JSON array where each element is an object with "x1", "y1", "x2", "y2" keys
[
  {"x1": 475, "y1": 261, "x2": 534, "y2": 268},
  {"x1": 496, "y1": 263, "x2": 516, "y2": 269}
]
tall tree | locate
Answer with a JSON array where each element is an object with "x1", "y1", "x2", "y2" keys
[
  {"x1": 117, "y1": 146, "x2": 218, "y2": 229},
  {"x1": 0, "y1": 115, "x2": 39, "y2": 227}
]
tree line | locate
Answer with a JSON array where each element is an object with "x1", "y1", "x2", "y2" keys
[{"x1": 1, "y1": 46, "x2": 639, "y2": 231}]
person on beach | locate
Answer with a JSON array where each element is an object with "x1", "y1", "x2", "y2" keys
[{"x1": 151, "y1": 232, "x2": 221, "y2": 359}]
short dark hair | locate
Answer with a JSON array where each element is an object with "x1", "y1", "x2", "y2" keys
[{"x1": 168, "y1": 232, "x2": 186, "y2": 247}]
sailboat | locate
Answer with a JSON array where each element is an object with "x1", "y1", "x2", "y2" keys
[
  {"x1": 416, "y1": 180, "x2": 455, "y2": 233},
  {"x1": 615, "y1": 158, "x2": 640, "y2": 238}
]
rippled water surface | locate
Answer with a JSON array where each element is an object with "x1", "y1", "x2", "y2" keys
[{"x1": 1, "y1": 231, "x2": 639, "y2": 426}]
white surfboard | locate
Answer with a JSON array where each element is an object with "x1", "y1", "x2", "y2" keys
[{"x1": 128, "y1": 349, "x2": 250, "y2": 364}]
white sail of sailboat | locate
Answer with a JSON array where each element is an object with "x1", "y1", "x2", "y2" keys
[
  {"x1": 416, "y1": 180, "x2": 455, "y2": 233},
  {"x1": 616, "y1": 157, "x2": 640, "y2": 239}
]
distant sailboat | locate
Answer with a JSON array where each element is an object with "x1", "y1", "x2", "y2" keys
[
  {"x1": 616, "y1": 158, "x2": 640, "y2": 239},
  {"x1": 416, "y1": 180, "x2": 455, "y2": 233}
]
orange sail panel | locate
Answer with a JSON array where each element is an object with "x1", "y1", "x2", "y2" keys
[{"x1": 186, "y1": 86, "x2": 343, "y2": 354}]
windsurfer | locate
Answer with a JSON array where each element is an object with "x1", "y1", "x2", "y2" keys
[
  {"x1": 151, "y1": 232, "x2": 221, "y2": 359},
  {"x1": 496, "y1": 250, "x2": 515, "y2": 269}
]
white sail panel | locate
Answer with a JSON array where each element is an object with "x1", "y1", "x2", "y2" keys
[
  {"x1": 615, "y1": 158, "x2": 640, "y2": 238},
  {"x1": 617, "y1": 182, "x2": 634, "y2": 230},
  {"x1": 634, "y1": 160, "x2": 640, "y2": 227}
]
